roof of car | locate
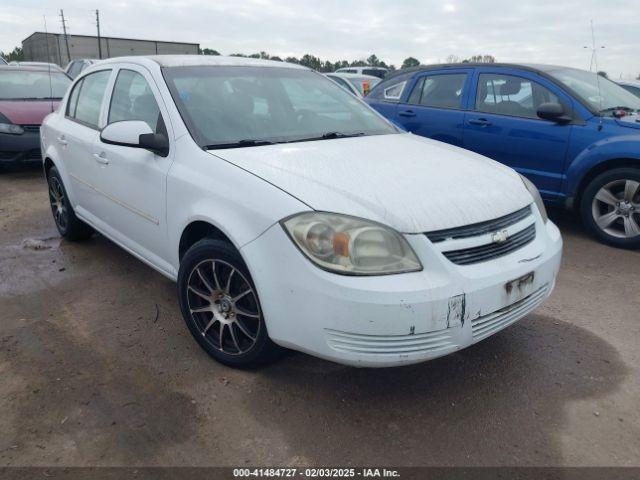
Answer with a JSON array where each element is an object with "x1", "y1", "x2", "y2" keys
[
  {"x1": 617, "y1": 79, "x2": 640, "y2": 86},
  {"x1": 0, "y1": 65, "x2": 68, "y2": 74},
  {"x1": 96, "y1": 55, "x2": 308, "y2": 70},
  {"x1": 326, "y1": 72, "x2": 381, "y2": 80},
  {"x1": 382, "y1": 62, "x2": 584, "y2": 81}
]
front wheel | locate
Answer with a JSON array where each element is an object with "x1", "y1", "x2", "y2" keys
[
  {"x1": 177, "y1": 239, "x2": 283, "y2": 368},
  {"x1": 580, "y1": 167, "x2": 640, "y2": 249}
]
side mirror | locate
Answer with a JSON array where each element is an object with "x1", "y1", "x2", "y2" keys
[
  {"x1": 100, "y1": 120, "x2": 169, "y2": 157},
  {"x1": 537, "y1": 102, "x2": 571, "y2": 123}
]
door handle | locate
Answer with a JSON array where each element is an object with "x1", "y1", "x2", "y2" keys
[
  {"x1": 398, "y1": 110, "x2": 416, "y2": 118},
  {"x1": 93, "y1": 152, "x2": 109, "y2": 165},
  {"x1": 57, "y1": 135, "x2": 68, "y2": 146},
  {"x1": 468, "y1": 118, "x2": 492, "y2": 127}
]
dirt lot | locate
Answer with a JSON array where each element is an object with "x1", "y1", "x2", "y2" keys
[{"x1": 1, "y1": 167, "x2": 639, "y2": 467}]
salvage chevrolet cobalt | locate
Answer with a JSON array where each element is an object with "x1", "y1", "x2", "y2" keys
[{"x1": 40, "y1": 56, "x2": 562, "y2": 367}]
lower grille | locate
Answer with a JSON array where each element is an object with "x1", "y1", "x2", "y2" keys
[
  {"x1": 443, "y1": 224, "x2": 536, "y2": 265},
  {"x1": 27, "y1": 149, "x2": 42, "y2": 160},
  {"x1": 472, "y1": 285, "x2": 549, "y2": 341},
  {"x1": 325, "y1": 328, "x2": 456, "y2": 355}
]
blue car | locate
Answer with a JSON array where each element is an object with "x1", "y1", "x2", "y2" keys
[{"x1": 366, "y1": 63, "x2": 640, "y2": 248}]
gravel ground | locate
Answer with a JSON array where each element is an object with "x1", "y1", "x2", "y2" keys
[{"x1": 1, "y1": 167, "x2": 639, "y2": 467}]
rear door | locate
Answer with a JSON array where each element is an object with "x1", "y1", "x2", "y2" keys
[
  {"x1": 59, "y1": 69, "x2": 112, "y2": 216},
  {"x1": 463, "y1": 68, "x2": 573, "y2": 198},
  {"x1": 394, "y1": 69, "x2": 472, "y2": 147}
]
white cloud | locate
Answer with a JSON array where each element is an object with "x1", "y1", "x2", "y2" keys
[{"x1": 0, "y1": 0, "x2": 638, "y2": 78}]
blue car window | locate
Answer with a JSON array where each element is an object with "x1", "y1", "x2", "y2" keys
[
  {"x1": 476, "y1": 74, "x2": 559, "y2": 119},
  {"x1": 407, "y1": 74, "x2": 467, "y2": 109}
]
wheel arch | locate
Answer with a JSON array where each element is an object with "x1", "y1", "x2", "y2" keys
[
  {"x1": 573, "y1": 158, "x2": 640, "y2": 210},
  {"x1": 178, "y1": 219, "x2": 238, "y2": 262}
]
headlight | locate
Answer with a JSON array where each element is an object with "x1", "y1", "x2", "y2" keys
[
  {"x1": 0, "y1": 123, "x2": 24, "y2": 135},
  {"x1": 281, "y1": 212, "x2": 422, "y2": 275},
  {"x1": 520, "y1": 174, "x2": 548, "y2": 223}
]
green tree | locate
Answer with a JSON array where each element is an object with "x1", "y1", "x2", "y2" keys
[
  {"x1": 401, "y1": 57, "x2": 420, "y2": 69},
  {"x1": 200, "y1": 48, "x2": 220, "y2": 55},
  {"x1": 1, "y1": 46, "x2": 24, "y2": 62},
  {"x1": 466, "y1": 54, "x2": 496, "y2": 63},
  {"x1": 366, "y1": 54, "x2": 380, "y2": 67},
  {"x1": 597, "y1": 71, "x2": 608, "y2": 78},
  {"x1": 285, "y1": 56, "x2": 299, "y2": 64}
]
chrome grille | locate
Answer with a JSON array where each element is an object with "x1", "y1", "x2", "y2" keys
[
  {"x1": 426, "y1": 205, "x2": 532, "y2": 243},
  {"x1": 443, "y1": 224, "x2": 536, "y2": 265}
]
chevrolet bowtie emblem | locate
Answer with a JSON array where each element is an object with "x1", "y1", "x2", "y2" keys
[{"x1": 491, "y1": 230, "x2": 509, "y2": 244}]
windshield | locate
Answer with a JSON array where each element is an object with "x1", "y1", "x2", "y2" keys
[
  {"x1": 548, "y1": 68, "x2": 640, "y2": 115},
  {"x1": 162, "y1": 66, "x2": 397, "y2": 148},
  {"x1": 0, "y1": 70, "x2": 71, "y2": 100}
]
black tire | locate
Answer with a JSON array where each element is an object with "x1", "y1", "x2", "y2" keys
[
  {"x1": 177, "y1": 238, "x2": 283, "y2": 368},
  {"x1": 46, "y1": 166, "x2": 94, "y2": 241},
  {"x1": 580, "y1": 167, "x2": 640, "y2": 249}
]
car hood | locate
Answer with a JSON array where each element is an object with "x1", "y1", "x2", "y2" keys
[
  {"x1": 210, "y1": 133, "x2": 533, "y2": 233},
  {"x1": 614, "y1": 114, "x2": 640, "y2": 130},
  {"x1": 0, "y1": 100, "x2": 59, "y2": 125}
]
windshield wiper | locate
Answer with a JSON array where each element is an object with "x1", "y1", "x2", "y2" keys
[
  {"x1": 320, "y1": 131, "x2": 366, "y2": 139},
  {"x1": 203, "y1": 139, "x2": 276, "y2": 150},
  {"x1": 286, "y1": 132, "x2": 367, "y2": 143}
]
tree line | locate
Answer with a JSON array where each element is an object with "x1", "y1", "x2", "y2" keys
[{"x1": 199, "y1": 49, "x2": 498, "y2": 72}]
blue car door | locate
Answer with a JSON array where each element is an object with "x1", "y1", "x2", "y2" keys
[
  {"x1": 463, "y1": 68, "x2": 573, "y2": 199},
  {"x1": 394, "y1": 69, "x2": 472, "y2": 147}
]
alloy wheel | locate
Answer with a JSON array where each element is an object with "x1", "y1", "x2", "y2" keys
[
  {"x1": 186, "y1": 259, "x2": 261, "y2": 355},
  {"x1": 591, "y1": 179, "x2": 640, "y2": 239}
]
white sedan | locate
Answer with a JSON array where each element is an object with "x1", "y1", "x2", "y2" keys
[{"x1": 41, "y1": 55, "x2": 562, "y2": 368}]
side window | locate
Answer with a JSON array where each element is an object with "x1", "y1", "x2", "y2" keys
[
  {"x1": 407, "y1": 73, "x2": 467, "y2": 109},
  {"x1": 383, "y1": 81, "x2": 406, "y2": 100},
  {"x1": 475, "y1": 73, "x2": 560, "y2": 119},
  {"x1": 71, "y1": 70, "x2": 111, "y2": 128},
  {"x1": 66, "y1": 78, "x2": 83, "y2": 118},
  {"x1": 108, "y1": 69, "x2": 161, "y2": 132}
]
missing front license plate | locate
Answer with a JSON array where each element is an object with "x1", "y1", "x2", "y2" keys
[{"x1": 505, "y1": 271, "x2": 535, "y2": 296}]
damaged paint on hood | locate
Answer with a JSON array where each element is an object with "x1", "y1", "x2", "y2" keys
[{"x1": 210, "y1": 133, "x2": 533, "y2": 233}]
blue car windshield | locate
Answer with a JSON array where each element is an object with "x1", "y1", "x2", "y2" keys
[
  {"x1": 549, "y1": 68, "x2": 640, "y2": 115},
  {"x1": 162, "y1": 66, "x2": 398, "y2": 149}
]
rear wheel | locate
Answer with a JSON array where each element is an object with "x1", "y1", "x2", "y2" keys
[
  {"x1": 580, "y1": 167, "x2": 640, "y2": 248},
  {"x1": 46, "y1": 166, "x2": 94, "y2": 241},
  {"x1": 177, "y1": 238, "x2": 283, "y2": 368}
]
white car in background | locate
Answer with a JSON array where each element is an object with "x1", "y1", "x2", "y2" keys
[
  {"x1": 617, "y1": 80, "x2": 640, "y2": 98},
  {"x1": 65, "y1": 58, "x2": 98, "y2": 79},
  {"x1": 325, "y1": 72, "x2": 380, "y2": 97},
  {"x1": 40, "y1": 55, "x2": 562, "y2": 368},
  {"x1": 335, "y1": 66, "x2": 388, "y2": 79}
]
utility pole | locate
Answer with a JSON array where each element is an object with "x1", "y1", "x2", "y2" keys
[
  {"x1": 59, "y1": 9, "x2": 71, "y2": 64},
  {"x1": 95, "y1": 9, "x2": 102, "y2": 59}
]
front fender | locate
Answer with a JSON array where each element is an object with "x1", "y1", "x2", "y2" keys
[{"x1": 565, "y1": 134, "x2": 640, "y2": 197}]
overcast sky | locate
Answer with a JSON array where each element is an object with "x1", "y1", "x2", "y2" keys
[{"x1": 1, "y1": 0, "x2": 638, "y2": 79}]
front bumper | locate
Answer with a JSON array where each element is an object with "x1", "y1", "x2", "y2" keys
[
  {"x1": 241, "y1": 215, "x2": 562, "y2": 367},
  {"x1": 0, "y1": 130, "x2": 42, "y2": 165}
]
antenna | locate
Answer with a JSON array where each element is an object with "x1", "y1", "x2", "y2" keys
[
  {"x1": 95, "y1": 10, "x2": 103, "y2": 59},
  {"x1": 43, "y1": 15, "x2": 54, "y2": 113},
  {"x1": 583, "y1": 19, "x2": 605, "y2": 72},
  {"x1": 60, "y1": 9, "x2": 71, "y2": 65}
]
